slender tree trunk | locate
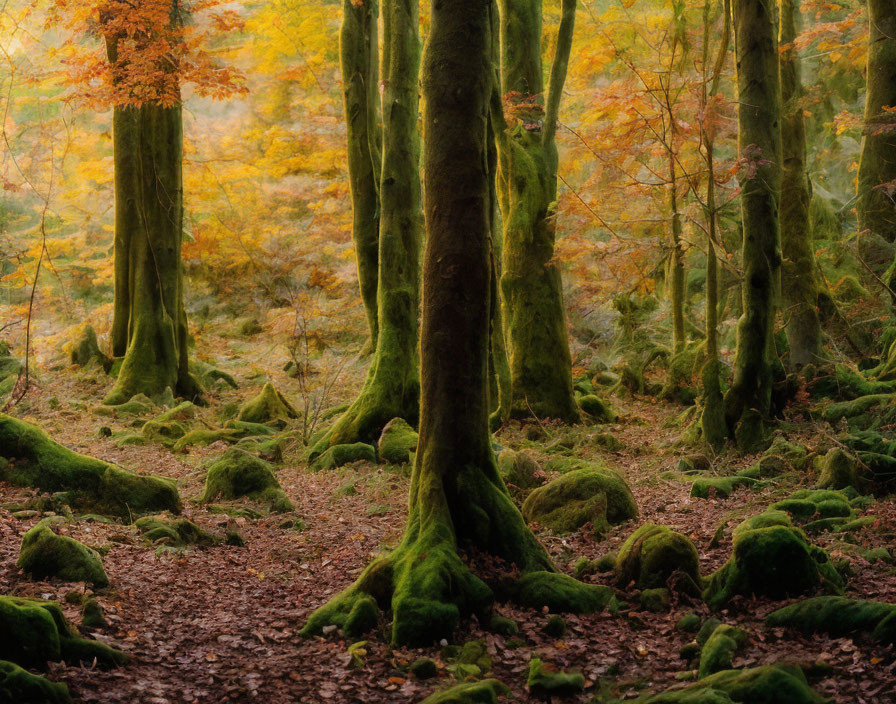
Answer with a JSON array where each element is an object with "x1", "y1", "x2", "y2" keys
[
  {"x1": 494, "y1": 0, "x2": 580, "y2": 423},
  {"x1": 723, "y1": 0, "x2": 782, "y2": 451},
  {"x1": 856, "y1": 0, "x2": 896, "y2": 272},
  {"x1": 779, "y1": 0, "x2": 823, "y2": 367},
  {"x1": 341, "y1": 0, "x2": 381, "y2": 349},
  {"x1": 310, "y1": 0, "x2": 422, "y2": 457},
  {"x1": 668, "y1": 154, "x2": 686, "y2": 353}
]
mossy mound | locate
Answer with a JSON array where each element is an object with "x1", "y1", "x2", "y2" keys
[
  {"x1": 702, "y1": 521, "x2": 843, "y2": 610},
  {"x1": 578, "y1": 394, "x2": 616, "y2": 423},
  {"x1": 237, "y1": 383, "x2": 298, "y2": 425},
  {"x1": 521, "y1": 465, "x2": 637, "y2": 535},
  {"x1": 766, "y1": 596, "x2": 896, "y2": 644},
  {"x1": 134, "y1": 516, "x2": 219, "y2": 547},
  {"x1": 573, "y1": 552, "x2": 616, "y2": 578},
  {"x1": 310, "y1": 442, "x2": 376, "y2": 471},
  {"x1": 497, "y1": 449, "x2": 544, "y2": 491},
  {"x1": 698, "y1": 624, "x2": 749, "y2": 679},
  {"x1": 17, "y1": 521, "x2": 109, "y2": 587},
  {"x1": 172, "y1": 428, "x2": 240, "y2": 451},
  {"x1": 198, "y1": 448, "x2": 293, "y2": 513},
  {"x1": 376, "y1": 418, "x2": 418, "y2": 464},
  {"x1": 690, "y1": 475, "x2": 759, "y2": 499},
  {"x1": 771, "y1": 489, "x2": 854, "y2": 527},
  {"x1": 140, "y1": 419, "x2": 189, "y2": 446},
  {"x1": 0, "y1": 595, "x2": 127, "y2": 669},
  {"x1": 94, "y1": 393, "x2": 156, "y2": 417},
  {"x1": 816, "y1": 448, "x2": 866, "y2": 491},
  {"x1": 419, "y1": 679, "x2": 510, "y2": 704},
  {"x1": 190, "y1": 359, "x2": 238, "y2": 390},
  {"x1": 0, "y1": 413, "x2": 181, "y2": 519},
  {"x1": 642, "y1": 664, "x2": 825, "y2": 703},
  {"x1": 762, "y1": 436, "x2": 809, "y2": 471},
  {"x1": 527, "y1": 658, "x2": 585, "y2": 698},
  {"x1": 615, "y1": 524, "x2": 701, "y2": 592},
  {"x1": 65, "y1": 325, "x2": 111, "y2": 371},
  {"x1": 0, "y1": 659, "x2": 71, "y2": 704},
  {"x1": 513, "y1": 571, "x2": 617, "y2": 614}
]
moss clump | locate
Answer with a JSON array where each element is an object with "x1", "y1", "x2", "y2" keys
[
  {"x1": 527, "y1": 658, "x2": 585, "y2": 699},
  {"x1": 497, "y1": 449, "x2": 544, "y2": 491},
  {"x1": 0, "y1": 413, "x2": 180, "y2": 518},
  {"x1": 0, "y1": 342, "x2": 23, "y2": 396},
  {"x1": 513, "y1": 571, "x2": 617, "y2": 614},
  {"x1": 237, "y1": 383, "x2": 298, "y2": 425},
  {"x1": 94, "y1": 394, "x2": 156, "y2": 417},
  {"x1": 140, "y1": 419, "x2": 188, "y2": 446},
  {"x1": 134, "y1": 516, "x2": 219, "y2": 547},
  {"x1": 573, "y1": 552, "x2": 617, "y2": 578},
  {"x1": 643, "y1": 664, "x2": 825, "y2": 703},
  {"x1": 173, "y1": 428, "x2": 239, "y2": 451},
  {"x1": 640, "y1": 587, "x2": 671, "y2": 612},
  {"x1": 772, "y1": 489, "x2": 853, "y2": 524},
  {"x1": 766, "y1": 596, "x2": 896, "y2": 645},
  {"x1": 521, "y1": 465, "x2": 637, "y2": 535},
  {"x1": 488, "y1": 614, "x2": 519, "y2": 636},
  {"x1": 66, "y1": 325, "x2": 112, "y2": 372},
  {"x1": 543, "y1": 614, "x2": 566, "y2": 637},
  {"x1": 190, "y1": 360, "x2": 238, "y2": 390},
  {"x1": 690, "y1": 475, "x2": 759, "y2": 499},
  {"x1": 310, "y1": 442, "x2": 377, "y2": 471},
  {"x1": 578, "y1": 394, "x2": 616, "y2": 423},
  {"x1": 17, "y1": 521, "x2": 109, "y2": 587},
  {"x1": 702, "y1": 521, "x2": 843, "y2": 610},
  {"x1": 817, "y1": 448, "x2": 865, "y2": 490},
  {"x1": 698, "y1": 624, "x2": 748, "y2": 679},
  {"x1": 615, "y1": 524, "x2": 701, "y2": 592},
  {"x1": 410, "y1": 657, "x2": 438, "y2": 680},
  {"x1": 198, "y1": 448, "x2": 293, "y2": 513},
  {"x1": 81, "y1": 599, "x2": 107, "y2": 629},
  {"x1": 0, "y1": 660, "x2": 71, "y2": 704},
  {"x1": 0, "y1": 595, "x2": 127, "y2": 669},
  {"x1": 343, "y1": 594, "x2": 378, "y2": 638},
  {"x1": 762, "y1": 436, "x2": 809, "y2": 470},
  {"x1": 376, "y1": 418, "x2": 418, "y2": 464},
  {"x1": 677, "y1": 612, "x2": 701, "y2": 633},
  {"x1": 419, "y1": 679, "x2": 510, "y2": 704}
]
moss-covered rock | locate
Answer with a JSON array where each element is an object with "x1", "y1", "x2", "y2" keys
[
  {"x1": 527, "y1": 658, "x2": 585, "y2": 699},
  {"x1": 65, "y1": 325, "x2": 112, "y2": 372},
  {"x1": 676, "y1": 612, "x2": 701, "y2": 633},
  {"x1": 497, "y1": 449, "x2": 544, "y2": 491},
  {"x1": 615, "y1": 524, "x2": 701, "y2": 592},
  {"x1": 698, "y1": 624, "x2": 748, "y2": 679},
  {"x1": 375, "y1": 417, "x2": 418, "y2": 464},
  {"x1": 418, "y1": 679, "x2": 510, "y2": 704},
  {"x1": 766, "y1": 596, "x2": 896, "y2": 645},
  {"x1": 80, "y1": 599, "x2": 107, "y2": 629},
  {"x1": 690, "y1": 475, "x2": 759, "y2": 499},
  {"x1": 573, "y1": 552, "x2": 616, "y2": 578},
  {"x1": 487, "y1": 614, "x2": 518, "y2": 636},
  {"x1": 190, "y1": 360, "x2": 238, "y2": 390},
  {"x1": 172, "y1": 428, "x2": 240, "y2": 451},
  {"x1": 410, "y1": 657, "x2": 438, "y2": 680},
  {"x1": 237, "y1": 383, "x2": 298, "y2": 425},
  {"x1": 17, "y1": 521, "x2": 109, "y2": 587},
  {"x1": 771, "y1": 489, "x2": 853, "y2": 524},
  {"x1": 521, "y1": 465, "x2": 637, "y2": 535},
  {"x1": 134, "y1": 516, "x2": 219, "y2": 547},
  {"x1": 702, "y1": 520, "x2": 843, "y2": 610},
  {"x1": 140, "y1": 419, "x2": 189, "y2": 446},
  {"x1": 94, "y1": 394, "x2": 156, "y2": 417},
  {"x1": 640, "y1": 587, "x2": 672, "y2": 612},
  {"x1": 642, "y1": 664, "x2": 825, "y2": 703},
  {"x1": 762, "y1": 436, "x2": 809, "y2": 471},
  {"x1": 0, "y1": 595, "x2": 127, "y2": 669},
  {"x1": 310, "y1": 442, "x2": 377, "y2": 471},
  {"x1": 543, "y1": 614, "x2": 566, "y2": 637},
  {"x1": 0, "y1": 659, "x2": 71, "y2": 704},
  {"x1": 0, "y1": 413, "x2": 180, "y2": 518},
  {"x1": 578, "y1": 394, "x2": 616, "y2": 423},
  {"x1": 513, "y1": 571, "x2": 617, "y2": 614},
  {"x1": 816, "y1": 448, "x2": 865, "y2": 490},
  {"x1": 198, "y1": 448, "x2": 293, "y2": 513}
]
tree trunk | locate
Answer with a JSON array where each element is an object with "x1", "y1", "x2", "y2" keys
[
  {"x1": 494, "y1": 0, "x2": 580, "y2": 424},
  {"x1": 309, "y1": 0, "x2": 422, "y2": 456},
  {"x1": 723, "y1": 0, "x2": 782, "y2": 451},
  {"x1": 302, "y1": 0, "x2": 605, "y2": 647},
  {"x1": 668, "y1": 154, "x2": 686, "y2": 354},
  {"x1": 341, "y1": 0, "x2": 381, "y2": 348},
  {"x1": 779, "y1": 0, "x2": 823, "y2": 367},
  {"x1": 856, "y1": 0, "x2": 896, "y2": 272}
]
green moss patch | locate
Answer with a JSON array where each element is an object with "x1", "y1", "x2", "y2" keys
[
  {"x1": 698, "y1": 624, "x2": 749, "y2": 679},
  {"x1": 527, "y1": 658, "x2": 585, "y2": 698},
  {"x1": 690, "y1": 475, "x2": 760, "y2": 499},
  {"x1": 198, "y1": 448, "x2": 293, "y2": 513},
  {"x1": 0, "y1": 659, "x2": 71, "y2": 704},
  {"x1": 578, "y1": 394, "x2": 616, "y2": 423},
  {"x1": 642, "y1": 664, "x2": 825, "y2": 703},
  {"x1": 615, "y1": 524, "x2": 701, "y2": 592},
  {"x1": 418, "y1": 679, "x2": 510, "y2": 704},
  {"x1": 134, "y1": 516, "x2": 219, "y2": 548},
  {"x1": 816, "y1": 448, "x2": 866, "y2": 491},
  {"x1": 513, "y1": 571, "x2": 617, "y2": 614},
  {"x1": 376, "y1": 418, "x2": 418, "y2": 464},
  {"x1": 497, "y1": 449, "x2": 544, "y2": 491},
  {"x1": 17, "y1": 521, "x2": 109, "y2": 587},
  {"x1": 766, "y1": 596, "x2": 896, "y2": 645},
  {"x1": 521, "y1": 465, "x2": 637, "y2": 534},
  {"x1": 310, "y1": 442, "x2": 377, "y2": 471},
  {"x1": 237, "y1": 383, "x2": 298, "y2": 425}
]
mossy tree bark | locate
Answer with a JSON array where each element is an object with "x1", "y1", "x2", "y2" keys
[
  {"x1": 779, "y1": 0, "x2": 823, "y2": 367},
  {"x1": 856, "y1": 0, "x2": 896, "y2": 271},
  {"x1": 341, "y1": 0, "x2": 381, "y2": 348},
  {"x1": 302, "y1": 0, "x2": 601, "y2": 646},
  {"x1": 723, "y1": 0, "x2": 782, "y2": 449},
  {"x1": 310, "y1": 0, "x2": 422, "y2": 456},
  {"x1": 493, "y1": 0, "x2": 580, "y2": 423}
]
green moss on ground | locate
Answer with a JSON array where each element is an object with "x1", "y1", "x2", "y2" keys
[
  {"x1": 190, "y1": 360, "x2": 238, "y2": 390},
  {"x1": 771, "y1": 489, "x2": 854, "y2": 526},
  {"x1": 17, "y1": 521, "x2": 109, "y2": 587},
  {"x1": 134, "y1": 516, "x2": 219, "y2": 547},
  {"x1": 513, "y1": 571, "x2": 617, "y2": 613},
  {"x1": 698, "y1": 624, "x2": 748, "y2": 679},
  {"x1": 94, "y1": 394, "x2": 156, "y2": 417},
  {"x1": 527, "y1": 658, "x2": 585, "y2": 698},
  {"x1": 577, "y1": 394, "x2": 616, "y2": 423},
  {"x1": 310, "y1": 442, "x2": 377, "y2": 471},
  {"x1": 0, "y1": 659, "x2": 71, "y2": 704},
  {"x1": 497, "y1": 449, "x2": 544, "y2": 491},
  {"x1": 0, "y1": 342, "x2": 23, "y2": 396},
  {"x1": 0, "y1": 413, "x2": 180, "y2": 518},
  {"x1": 641, "y1": 664, "x2": 825, "y2": 703},
  {"x1": 80, "y1": 599, "x2": 107, "y2": 629},
  {"x1": 766, "y1": 596, "x2": 896, "y2": 644},
  {"x1": 521, "y1": 465, "x2": 637, "y2": 535},
  {"x1": 237, "y1": 383, "x2": 298, "y2": 425},
  {"x1": 198, "y1": 448, "x2": 293, "y2": 513},
  {"x1": 615, "y1": 523, "x2": 701, "y2": 592},
  {"x1": 418, "y1": 679, "x2": 510, "y2": 704},
  {"x1": 376, "y1": 418, "x2": 418, "y2": 464},
  {"x1": 690, "y1": 475, "x2": 760, "y2": 499},
  {"x1": 816, "y1": 448, "x2": 866, "y2": 491}
]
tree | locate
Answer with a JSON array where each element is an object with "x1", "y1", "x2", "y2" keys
[
  {"x1": 779, "y1": 0, "x2": 823, "y2": 367},
  {"x1": 723, "y1": 0, "x2": 782, "y2": 450},
  {"x1": 302, "y1": 0, "x2": 604, "y2": 646},
  {"x1": 856, "y1": 0, "x2": 896, "y2": 274},
  {"x1": 309, "y1": 0, "x2": 423, "y2": 455},
  {"x1": 340, "y1": 0, "x2": 381, "y2": 349},
  {"x1": 493, "y1": 0, "x2": 580, "y2": 424}
]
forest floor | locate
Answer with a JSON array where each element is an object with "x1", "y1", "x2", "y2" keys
[{"x1": 2, "y1": 326, "x2": 896, "y2": 704}]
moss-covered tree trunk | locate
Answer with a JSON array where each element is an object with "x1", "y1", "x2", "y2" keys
[
  {"x1": 723, "y1": 0, "x2": 782, "y2": 450},
  {"x1": 494, "y1": 0, "x2": 580, "y2": 423},
  {"x1": 302, "y1": 0, "x2": 604, "y2": 646},
  {"x1": 856, "y1": 0, "x2": 896, "y2": 272},
  {"x1": 310, "y1": 0, "x2": 422, "y2": 456},
  {"x1": 779, "y1": 0, "x2": 823, "y2": 367},
  {"x1": 668, "y1": 155, "x2": 686, "y2": 354},
  {"x1": 341, "y1": 0, "x2": 381, "y2": 348}
]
